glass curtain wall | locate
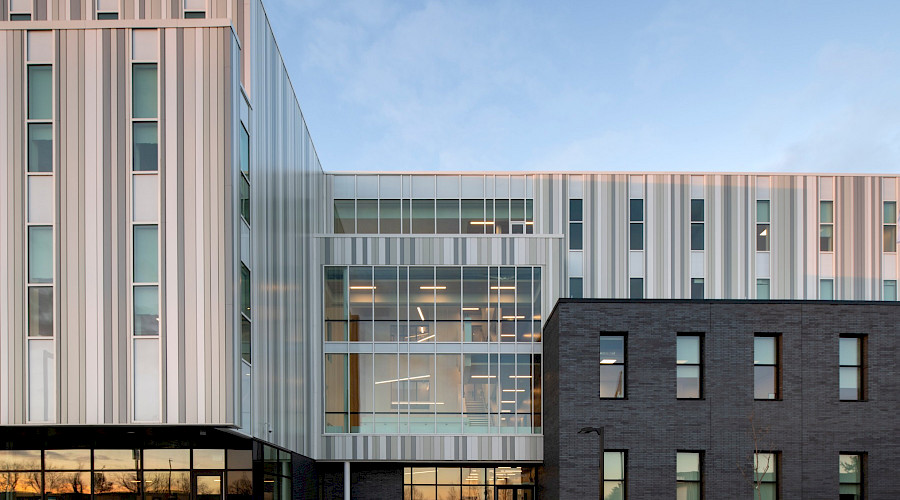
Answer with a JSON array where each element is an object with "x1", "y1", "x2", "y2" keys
[
  {"x1": 403, "y1": 466, "x2": 535, "y2": 500},
  {"x1": 324, "y1": 266, "x2": 542, "y2": 435},
  {"x1": 333, "y1": 199, "x2": 534, "y2": 235}
]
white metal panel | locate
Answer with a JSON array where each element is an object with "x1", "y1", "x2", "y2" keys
[
  {"x1": 819, "y1": 176, "x2": 834, "y2": 200},
  {"x1": 436, "y1": 175, "x2": 460, "y2": 198},
  {"x1": 629, "y1": 251, "x2": 644, "y2": 278},
  {"x1": 494, "y1": 175, "x2": 509, "y2": 197},
  {"x1": 379, "y1": 175, "x2": 402, "y2": 198},
  {"x1": 884, "y1": 178, "x2": 897, "y2": 200},
  {"x1": 27, "y1": 339, "x2": 55, "y2": 422},
  {"x1": 460, "y1": 176, "x2": 484, "y2": 198},
  {"x1": 10, "y1": 0, "x2": 31, "y2": 12},
  {"x1": 333, "y1": 176, "x2": 355, "y2": 198},
  {"x1": 97, "y1": 0, "x2": 120, "y2": 11},
  {"x1": 133, "y1": 338, "x2": 160, "y2": 422},
  {"x1": 820, "y1": 253, "x2": 834, "y2": 278},
  {"x1": 690, "y1": 251, "x2": 704, "y2": 278},
  {"x1": 568, "y1": 251, "x2": 583, "y2": 277},
  {"x1": 628, "y1": 175, "x2": 643, "y2": 198},
  {"x1": 356, "y1": 175, "x2": 378, "y2": 198},
  {"x1": 690, "y1": 176, "x2": 704, "y2": 198},
  {"x1": 241, "y1": 220, "x2": 250, "y2": 266},
  {"x1": 757, "y1": 176, "x2": 770, "y2": 199},
  {"x1": 132, "y1": 29, "x2": 159, "y2": 60},
  {"x1": 568, "y1": 175, "x2": 583, "y2": 198},
  {"x1": 27, "y1": 176, "x2": 54, "y2": 223},
  {"x1": 756, "y1": 252, "x2": 770, "y2": 278},
  {"x1": 27, "y1": 31, "x2": 54, "y2": 62},
  {"x1": 510, "y1": 176, "x2": 525, "y2": 198},
  {"x1": 884, "y1": 255, "x2": 897, "y2": 279},
  {"x1": 132, "y1": 175, "x2": 159, "y2": 222}
]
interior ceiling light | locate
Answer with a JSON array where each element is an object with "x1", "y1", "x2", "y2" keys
[
  {"x1": 462, "y1": 307, "x2": 480, "y2": 311},
  {"x1": 349, "y1": 285, "x2": 376, "y2": 290},
  {"x1": 416, "y1": 306, "x2": 426, "y2": 321},
  {"x1": 600, "y1": 359, "x2": 618, "y2": 364},
  {"x1": 471, "y1": 375, "x2": 496, "y2": 379},
  {"x1": 501, "y1": 315, "x2": 525, "y2": 320},
  {"x1": 375, "y1": 375, "x2": 430, "y2": 385},
  {"x1": 469, "y1": 221, "x2": 495, "y2": 225},
  {"x1": 416, "y1": 334, "x2": 435, "y2": 343},
  {"x1": 419, "y1": 285, "x2": 446, "y2": 290},
  {"x1": 490, "y1": 286, "x2": 516, "y2": 290}
]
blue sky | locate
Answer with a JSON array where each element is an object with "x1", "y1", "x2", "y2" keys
[{"x1": 263, "y1": 0, "x2": 900, "y2": 174}]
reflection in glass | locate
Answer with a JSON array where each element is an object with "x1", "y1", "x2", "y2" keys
[
  {"x1": 27, "y1": 287, "x2": 54, "y2": 337},
  {"x1": 240, "y1": 265, "x2": 251, "y2": 319},
  {"x1": 239, "y1": 176, "x2": 250, "y2": 222},
  {"x1": 227, "y1": 470, "x2": 253, "y2": 500},
  {"x1": 142, "y1": 449, "x2": 189, "y2": 469},
  {"x1": 132, "y1": 64, "x2": 158, "y2": 119},
  {"x1": 356, "y1": 199, "x2": 378, "y2": 233},
  {"x1": 133, "y1": 122, "x2": 158, "y2": 172},
  {"x1": 756, "y1": 200, "x2": 770, "y2": 223},
  {"x1": 28, "y1": 65, "x2": 52, "y2": 120},
  {"x1": 690, "y1": 199, "x2": 704, "y2": 221},
  {"x1": 45, "y1": 450, "x2": 90, "y2": 470},
  {"x1": 240, "y1": 125, "x2": 250, "y2": 176},
  {"x1": 0, "y1": 450, "x2": 42, "y2": 470},
  {"x1": 569, "y1": 222, "x2": 583, "y2": 250},
  {"x1": 839, "y1": 454, "x2": 862, "y2": 500},
  {"x1": 143, "y1": 470, "x2": 189, "y2": 500},
  {"x1": 602, "y1": 452, "x2": 625, "y2": 500},
  {"x1": 28, "y1": 123, "x2": 53, "y2": 173},
  {"x1": 333, "y1": 200, "x2": 354, "y2": 233},
  {"x1": 28, "y1": 226, "x2": 53, "y2": 284},
  {"x1": 677, "y1": 334, "x2": 702, "y2": 395},
  {"x1": 93, "y1": 450, "x2": 140, "y2": 470},
  {"x1": 133, "y1": 225, "x2": 158, "y2": 283},
  {"x1": 193, "y1": 449, "x2": 225, "y2": 469},
  {"x1": 133, "y1": 286, "x2": 159, "y2": 336},
  {"x1": 690, "y1": 223, "x2": 704, "y2": 250}
]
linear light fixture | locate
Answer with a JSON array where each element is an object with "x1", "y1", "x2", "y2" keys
[
  {"x1": 416, "y1": 306, "x2": 426, "y2": 321},
  {"x1": 525, "y1": 221, "x2": 534, "y2": 225},
  {"x1": 499, "y1": 334, "x2": 517, "y2": 337},
  {"x1": 461, "y1": 307, "x2": 480, "y2": 311},
  {"x1": 375, "y1": 375, "x2": 430, "y2": 385},
  {"x1": 349, "y1": 285, "x2": 376, "y2": 290},
  {"x1": 490, "y1": 286, "x2": 516, "y2": 290},
  {"x1": 469, "y1": 221, "x2": 495, "y2": 225},
  {"x1": 510, "y1": 375, "x2": 532, "y2": 379},
  {"x1": 391, "y1": 401, "x2": 445, "y2": 405},
  {"x1": 471, "y1": 375, "x2": 496, "y2": 379},
  {"x1": 500, "y1": 401, "x2": 516, "y2": 404},
  {"x1": 600, "y1": 359, "x2": 618, "y2": 364},
  {"x1": 419, "y1": 285, "x2": 446, "y2": 290},
  {"x1": 501, "y1": 315, "x2": 525, "y2": 320},
  {"x1": 502, "y1": 389, "x2": 526, "y2": 392},
  {"x1": 417, "y1": 334, "x2": 435, "y2": 343}
]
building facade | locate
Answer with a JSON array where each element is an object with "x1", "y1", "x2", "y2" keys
[
  {"x1": 1, "y1": 1, "x2": 899, "y2": 499},
  {"x1": 544, "y1": 299, "x2": 900, "y2": 499}
]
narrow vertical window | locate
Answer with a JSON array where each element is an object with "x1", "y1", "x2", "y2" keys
[
  {"x1": 690, "y1": 199, "x2": 704, "y2": 250},
  {"x1": 629, "y1": 198, "x2": 643, "y2": 250},
  {"x1": 27, "y1": 287, "x2": 54, "y2": 337},
  {"x1": 676, "y1": 452, "x2": 702, "y2": 499},
  {"x1": 629, "y1": 278, "x2": 643, "y2": 299},
  {"x1": 677, "y1": 335, "x2": 701, "y2": 399},
  {"x1": 132, "y1": 122, "x2": 158, "y2": 172},
  {"x1": 757, "y1": 279, "x2": 770, "y2": 300},
  {"x1": 27, "y1": 226, "x2": 53, "y2": 284},
  {"x1": 885, "y1": 280, "x2": 898, "y2": 301},
  {"x1": 240, "y1": 124, "x2": 250, "y2": 177},
  {"x1": 241, "y1": 264, "x2": 251, "y2": 320},
  {"x1": 820, "y1": 279, "x2": 834, "y2": 300},
  {"x1": 132, "y1": 64, "x2": 158, "y2": 119},
  {"x1": 839, "y1": 336, "x2": 864, "y2": 401},
  {"x1": 884, "y1": 201, "x2": 897, "y2": 253},
  {"x1": 820, "y1": 200, "x2": 834, "y2": 252},
  {"x1": 754, "y1": 335, "x2": 780, "y2": 400},
  {"x1": 839, "y1": 454, "x2": 864, "y2": 500},
  {"x1": 754, "y1": 452, "x2": 778, "y2": 499},
  {"x1": 28, "y1": 65, "x2": 52, "y2": 120},
  {"x1": 757, "y1": 200, "x2": 770, "y2": 251},
  {"x1": 27, "y1": 123, "x2": 52, "y2": 173},
  {"x1": 569, "y1": 199, "x2": 583, "y2": 250},
  {"x1": 239, "y1": 176, "x2": 250, "y2": 222},
  {"x1": 599, "y1": 336, "x2": 625, "y2": 398},
  {"x1": 691, "y1": 278, "x2": 704, "y2": 300},
  {"x1": 602, "y1": 451, "x2": 626, "y2": 500},
  {"x1": 569, "y1": 277, "x2": 583, "y2": 299}
]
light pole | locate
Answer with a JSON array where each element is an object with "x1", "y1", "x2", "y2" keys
[{"x1": 578, "y1": 427, "x2": 604, "y2": 499}]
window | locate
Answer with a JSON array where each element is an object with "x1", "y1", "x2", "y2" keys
[
  {"x1": 599, "y1": 336, "x2": 625, "y2": 398},
  {"x1": 757, "y1": 279, "x2": 770, "y2": 300},
  {"x1": 691, "y1": 278, "x2": 704, "y2": 300},
  {"x1": 839, "y1": 336, "x2": 864, "y2": 401},
  {"x1": 569, "y1": 199, "x2": 583, "y2": 250},
  {"x1": 754, "y1": 335, "x2": 780, "y2": 400},
  {"x1": 239, "y1": 176, "x2": 250, "y2": 222},
  {"x1": 690, "y1": 199, "x2": 704, "y2": 250},
  {"x1": 184, "y1": 0, "x2": 206, "y2": 18},
  {"x1": 240, "y1": 124, "x2": 250, "y2": 177},
  {"x1": 677, "y1": 335, "x2": 702, "y2": 399},
  {"x1": 839, "y1": 454, "x2": 864, "y2": 500},
  {"x1": 97, "y1": 12, "x2": 118, "y2": 19},
  {"x1": 630, "y1": 198, "x2": 643, "y2": 250},
  {"x1": 754, "y1": 452, "x2": 778, "y2": 500},
  {"x1": 677, "y1": 452, "x2": 702, "y2": 499},
  {"x1": 10, "y1": 13, "x2": 32, "y2": 20},
  {"x1": 820, "y1": 201, "x2": 834, "y2": 252},
  {"x1": 27, "y1": 123, "x2": 52, "y2": 173},
  {"x1": 886, "y1": 280, "x2": 898, "y2": 301},
  {"x1": 570, "y1": 277, "x2": 583, "y2": 298},
  {"x1": 757, "y1": 200, "x2": 770, "y2": 251},
  {"x1": 820, "y1": 279, "x2": 834, "y2": 300},
  {"x1": 602, "y1": 451, "x2": 626, "y2": 500},
  {"x1": 885, "y1": 201, "x2": 897, "y2": 252},
  {"x1": 28, "y1": 65, "x2": 52, "y2": 120},
  {"x1": 629, "y1": 277, "x2": 643, "y2": 299},
  {"x1": 240, "y1": 264, "x2": 251, "y2": 319},
  {"x1": 402, "y1": 467, "x2": 534, "y2": 500}
]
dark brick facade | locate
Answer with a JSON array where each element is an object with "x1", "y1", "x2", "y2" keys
[
  {"x1": 318, "y1": 462, "x2": 403, "y2": 499},
  {"x1": 542, "y1": 299, "x2": 900, "y2": 499}
]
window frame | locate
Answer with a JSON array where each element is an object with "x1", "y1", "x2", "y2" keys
[
  {"x1": 839, "y1": 452, "x2": 865, "y2": 500},
  {"x1": 839, "y1": 335, "x2": 866, "y2": 402},
  {"x1": 601, "y1": 450, "x2": 626, "y2": 500},
  {"x1": 820, "y1": 200, "x2": 834, "y2": 252},
  {"x1": 753, "y1": 451, "x2": 780, "y2": 500},
  {"x1": 884, "y1": 201, "x2": 897, "y2": 253},
  {"x1": 676, "y1": 451, "x2": 703, "y2": 499},
  {"x1": 676, "y1": 334, "x2": 703, "y2": 400},
  {"x1": 754, "y1": 334, "x2": 781, "y2": 401},
  {"x1": 599, "y1": 334, "x2": 626, "y2": 399}
]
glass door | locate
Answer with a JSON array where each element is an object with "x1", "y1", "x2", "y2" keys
[
  {"x1": 193, "y1": 471, "x2": 224, "y2": 500},
  {"x1": 496, "y1": 485, "x2": 534, "y2": 500}
]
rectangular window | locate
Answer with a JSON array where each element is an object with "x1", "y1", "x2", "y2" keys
[
  {"x1": 27, "y1": 123, "x2": 52, "y2": 173},
  {"x1": 820, "y1": 279, "x2": 834, "y2": 300},
  {"x1": 839, "y1": 336, "x2": 864, "y2": 401},
  {"x1": 97, "y1": 12, "x2": 119, "y2": 19},
  {"x1": 754, "y1": 335, "x2": 780, "y2": 400},
  {"x1": 411, "y1": 200, "x2": 435, "y2": 234},
  {"x1": 886, "y1": 280, "x2": 898, "y2": 301},
  {"x1": 133, "y1": 285, "x2": 159, "y2": 336},
  {"x1": 240, "y1": 264, "x2": 251, "y2": 320},
  {"x1": 570, "y1": 199, "x2": 583, "y2": 222},
  {"x1": 599, "y1": 336, "x2": 625, "y2": 398},
  {"x1": 754, "y1": 452, "x2": 778, "y2": 500},
  {"x1": 602, "y1": 451, "x2": 626, "y2": 500},
  {"x1": 240, "y1": 124, "x2": 250, "y2": 177},
  {"x1": 569, "y1": 277, "x2": 583, "y2": 299},
  {"x1": 239, "y1": 176, "x2": 250, "y2": 222},
  {"x1": 630, "y1": 199, "x2": 643, "y2": 251},
  {"x1": 133, "y1": 122, "x2": 158, "y2": 171},
  {"x1": 10, "y1": 13, "x2": 32, "y2": 20},
  {"x1": 132, "y1": 64, "x2": 158, "y2": 119},
  {"x1": 820, "y1": 200, "x2": 834, "y2": 252},
  {"x1": 569, "y1": 223, "x2": 583, "y2": 250},
  {"x1": 691, "y1": 278, "x2": 704, "y2": 300},
  {"x1": 757, "y1": 199, "x2": 771, "y2": 251},
  {"x1": 885, "y1": 201, "x2": 897, "y2": 252},
  {"x1": 629, "y1": 278, "x2": 643, "y2": 299},
  {"x1": 757, "y1": 279, "x2": 770, "y2": 300},
  {"x1": 333, "y1": 200, "x2": 354, "y2": 233},
  {"x1": 28, "y1": 65, "x2": 52, "y2": 120},
  {"x1": 133, "y1": 225, "x2": 158, "y2": 283},
  {"x1": 839, "y1": 453, "x2": 863, "y2": 500},
  {"x1": 677, "y1": 335, "x2": 701, "y2": 399},
  {"x1": 27, "y1": 287, "x2": 54, "y2": 337},
  {"x1": 28, "y1": 226, "x2": 53, "y2": 284},
  {"x1": 676, "y1": 452, "x2": 701, "y2": 499}
]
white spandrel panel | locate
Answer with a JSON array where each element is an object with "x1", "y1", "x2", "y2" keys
[
  {"x1": 28, "y1": 339, "x2": 55, "y2": 422},
  {"x1": 132, "y1": 175, "x2": 159, "y2": 222},
  {"x1": 436, "y1": 175, "x2": 460, "y2": 198},
  {"x1": 568, "y1": 251, "x2": 583, "y2": 277},
  {"x1": 133, "y1": 338, "x2": 160, "y2": 422},
  {"x1": 820, "y1": 253, "x2": 834, "y2": 278},
  {"x1": 629, "y1": 251, "x2": 644, "y2": 278},
  {"x1": 757, "y1": 176, "x2": 771, "y2": 199},
  {"x1": 356, "y1": 176, "x2": 378, "y2": 198},
  {"x1": 884, "y1": 177, "x2": 897, "y2": 200},
  {"x1": 379, "y1": 175, "x2": 402, "y2": 198},
  {"x1": 461, "y1": 176, "x2": 485, "y2": 198},
  {"x1": 883, "y1": 255, "x2": 896, "y2": 279},
  {"x1": 690, "y1": 251, "x2": 704, "y2": 278},
  {"x1": 132, "y1": 30, "x2": 159, "y2": 61},
  {"x1": 567, "y1": 175, "x2": 583, "y2": 198},
  {"x1": 690, "y1": 176, "x2": 704, "y2": 198},
  {"x1": 27, "y1": 176, "x2": 53, "y2": 223},
  {"x1": 27, "y1": 31, "x2": 54, "y2": 62},
  {"x1": 241, "y1": 220, "x2": 250, "y2": 267},
  {"x1": 10, "y1": 0, "x2": 31, "y2": 12},
  {"x1": 756, "y1": 252, "x2": 771, "y2": 278},
  {"x1": 97, "y1": 0, "x2": 119, "y2": 11},
  {"x1": 510, "y1": 176, "x2": 525, "y2": 198},
  {"x1": 333, "y1": 176, "x2": 356, "y2": 198},
  {"x1": 628, "y1": 175, "x2": 644, "y2": 198}
]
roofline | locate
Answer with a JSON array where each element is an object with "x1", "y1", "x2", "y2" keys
[{"x1": 324, "y1": 170, "x2": 896, "y2": 177}]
